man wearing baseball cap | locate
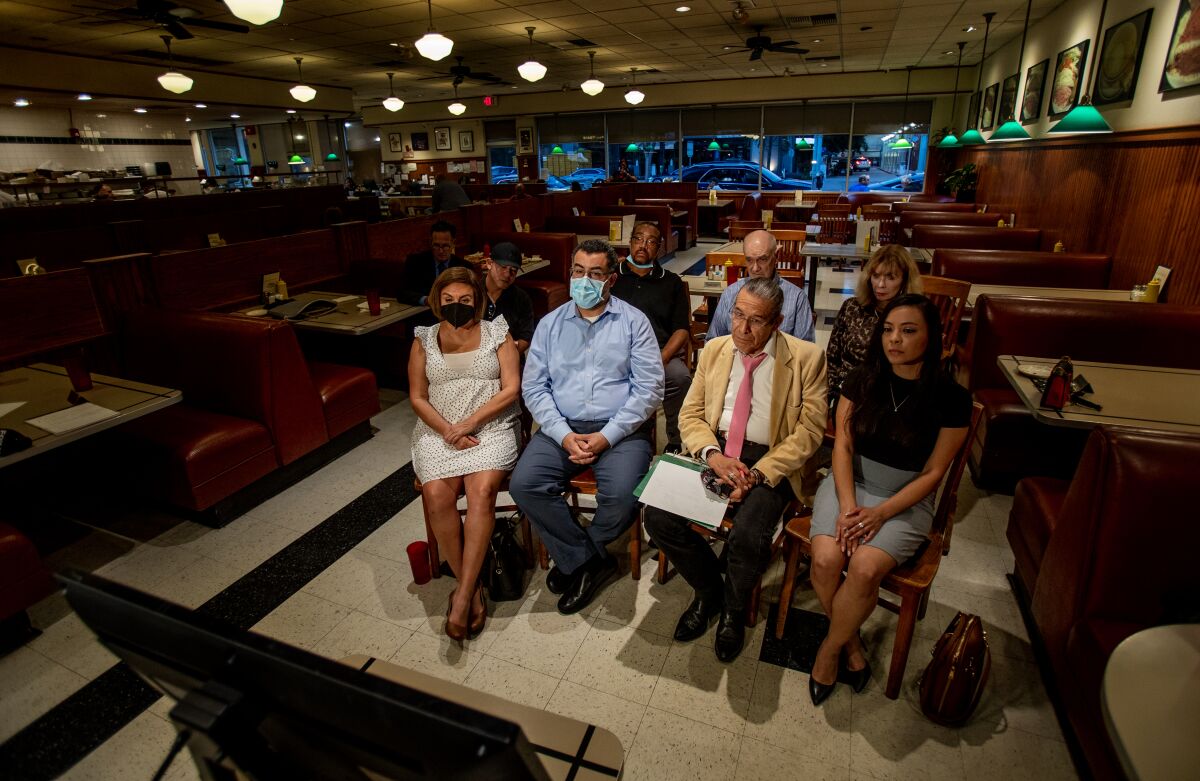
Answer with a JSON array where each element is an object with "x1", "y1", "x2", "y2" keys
[{"x1": 483, "y1": 242, "x2": 536, "y2": 353}]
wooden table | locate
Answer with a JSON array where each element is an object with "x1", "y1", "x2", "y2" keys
[
  {"x1": 1102, "y1": 624, "x2": 1200, "y2": 781},
  {"x1": 967, "y1": 284, "x2": 1131, "y2": 307},
  {"x1": 697, "y1": 198, "x2": 734, "y2": 236},
  {"x1": 705, "y1": 240, "x2": 745, "y2": 267},
  {"x1": 0, "y1": 363, "x2": 181, "y2": 468},
  {"x1": 239, "y1": 291, "x2": 426, "y2": 335},
  {"x1": 682, "y1": 274, "x2": 728, "y2": 304},
  {"x1": 997, "y1": 355, "x2": 1200, "y2": 433},
  {"x1": 577, "y1": 234, "x2": 630, "y2": 251},
  {"x1": 800, "y1": 243, "x2": 932, "y2": 307},
  {"x1": 771, "y1": 202, "x2": 818, "y2": 222},
  {"x1": 345, "y1": 655, "x2": 624, "y2": 780}
]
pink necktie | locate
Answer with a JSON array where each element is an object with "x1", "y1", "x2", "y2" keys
[{"x1": 724, "y1": 352, "x2": 767, "y2": 459}]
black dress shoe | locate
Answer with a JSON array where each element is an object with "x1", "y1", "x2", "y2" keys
[
  {"x1": 545, "y1": 565, "x2": 569, "y2": 595},
  {"x1": 713, "y1": 606, "x2": 746, "y2": 663},
  {"x1": 809, "y1": 674, "x2": 837, "y2": 706},
  {"x1": 673, "y1": 591, "x2": 724, "y2": 642},
  {"x1": 557, "y1": 556, "x2": 616, "y2": 615}
]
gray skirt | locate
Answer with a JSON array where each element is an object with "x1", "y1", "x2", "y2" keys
[{"x1": 810, "y1": 455, "x2": 934, "y2": 564}]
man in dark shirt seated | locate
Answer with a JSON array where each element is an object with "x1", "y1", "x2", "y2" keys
[
  {"x1": 482, "y1": 242, "x2": 536, "y2": 353},
  {"x1": 611, "y1": 222, "x2": 692, "y2": 452},
  {"x1": 431, "y1": 173, "x2": 471, "y2": 213},
  {"x1": 400, "y1": 220, "x2": 471, "y2": 306}
]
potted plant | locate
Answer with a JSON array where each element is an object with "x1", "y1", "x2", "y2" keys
[{"x1": 943, "y1": 163, "x2": 977, "y2": 203}]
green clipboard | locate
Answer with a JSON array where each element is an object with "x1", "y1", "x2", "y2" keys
[{"x1": 633, "y1": 452, "x2": 705, "y2": 499}]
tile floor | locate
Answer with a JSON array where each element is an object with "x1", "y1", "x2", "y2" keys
[{"x1": 0, "y1": 256, "x2": 1079, "y2": 779}]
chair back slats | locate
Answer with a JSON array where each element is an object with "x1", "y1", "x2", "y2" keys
[
  {"x1": 920, "y1": 275, "x2": 971, "y2": 356},
  {"x1": 818, "y1": 215, "x2": 849, "y2": 244},
  {"x1": 932, "y1": 402, "x2": 984, "y2": 553},
  {"x1": 770, "y1": 229, "x2": 807, "y2": 281}
]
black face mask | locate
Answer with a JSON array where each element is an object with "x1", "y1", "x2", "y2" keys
[{"x1": 441, "y1": 302, "x2": 475, "y2": 328}]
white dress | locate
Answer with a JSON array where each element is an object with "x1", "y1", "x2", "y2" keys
[{"x1": 411, "y1": 317, "x2": 520, "y2": 482}]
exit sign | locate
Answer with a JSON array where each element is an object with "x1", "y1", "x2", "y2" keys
[{"x1": 482, "y1": 95, "x2": 498, "y2": 107}]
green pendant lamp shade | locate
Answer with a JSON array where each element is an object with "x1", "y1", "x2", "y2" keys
[
  {"x1": 233, "y1": 156, "x2": 248, "y2": 164},
  {"x1": 960, "y1": 13, "x2": 995, "y2": 147},
  {"x1": 938, "y1": 41, "x2": 966, "y2": 148},
  {"x1": 890, "y1": 66, "x2": 914, "y2": 150},
  {"x1": 707, "y1": 140, "x2": 720, "y2": 151},
  {"x1": 1048, "y1": 99, "x2": 1112, "y2": 134},
  {"x1": 795, "y1": 137, "x2": 811, "y2": 149},
  {"x1": 288, "y1": 153, "x2": 304, "y2": 164},
  {"x1": 626, "y1": 142, "x2": 639, "y2": 152},
  {"x1": 989, "y1": 119, "x2": 1031, "y2": 142},
  {"x1": 325, "y1": 152, "x2": 339, "y2": 161},
  {"x1": 958, "y1": 128, "x2": 986, "y2": 146},
  {"x1": 550, "y1": 144, "x2": 564, "y2": 154},
  {"x1": 891, "y1": 135, "x2": 913, "y2": 149},
  {"x1": 937, "y1": 132, "x2": 961, "y2": 148}
]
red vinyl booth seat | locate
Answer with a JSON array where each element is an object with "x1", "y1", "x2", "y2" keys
[
  {"x1": 0, "y1": 523, "x2": 56, "y2": 623},
  {"x1": 931, "y1": 249, "x2": 1112, "y2": 289},
  {"x1": 961, "y1": 295, "x2": 1200, "y2": 489},
  {"x1": 898, "y1": 211, "x2": 1009, "y2": 231},
  {"x1": 1007, "y1": 425, "x2": 1200, "y2": 781},
  {"x1": 912, "y1": 225, "x2": 1042, "y2": 251},
  {"x1": 309, "y1": 361, "x2": 381, "y2": 439}
]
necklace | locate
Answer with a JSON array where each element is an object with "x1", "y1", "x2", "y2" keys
[{"x1": 889, "y1": 381, "x2": 911, "y2": 412}]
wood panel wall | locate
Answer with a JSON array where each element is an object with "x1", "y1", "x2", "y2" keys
[{"x1": 945, "y1": 126, "x2": 1200, "y2": 305}]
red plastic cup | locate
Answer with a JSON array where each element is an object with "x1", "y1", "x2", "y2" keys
[
  {"x1": 406, "y1": 541, "x2": 432, "y2": 585},
  {"x1": 366, "y1": 289, "x2": 381, "y2": 316},
  {"x1": 726, "y1": 264, "x2": 740, "y2": 285}
]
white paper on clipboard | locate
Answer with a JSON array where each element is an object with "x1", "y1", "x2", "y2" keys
[{"x1": 638, "y1": 456, "x2": 729, "y2": 528}]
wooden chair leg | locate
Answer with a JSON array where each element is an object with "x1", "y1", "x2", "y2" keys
[
  {"x1": 630, "y1": 513, "x2": 642, "y2": 581},
  {"x1": 536, "y1": 538, "x2": 549, "y2": 570},
  {"x1": 917, "y1": 587, "x2": 931, "y2": 620},
  {"x1": 520, "y1": 515, "x2": 534, "y2": 567},
  {"x1": 775, "y1": 540, "x2": 801, "y2": 639},
  {"x1": 656, "y1": 549, "x2": 672, "y2": 584},
  {"x1": 886, "y1": 590, "x2": 922, "y2": 699},
  {"x1": 420, "y1": 496, "x2": 442, "y2": 579},
  {"x1": 746, "y1": 581, "x2": 761, "y2": 627}
]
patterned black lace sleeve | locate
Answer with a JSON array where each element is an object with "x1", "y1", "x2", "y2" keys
[{"x1": 826, "y1": 298, "x2": 878, "y2": 404}]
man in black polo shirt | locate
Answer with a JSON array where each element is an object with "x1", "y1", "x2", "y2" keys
[
  {"x1": 400, "y1": 220, "x2": 470, "y2": 306},
  {"x1": 611, "y1": 221, "x2": 691, "y2": 451},
  {"x1": 482, "y1": 242, "x2": 535, "y2": 353}
]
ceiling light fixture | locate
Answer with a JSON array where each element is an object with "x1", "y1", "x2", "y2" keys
[
  {"x1": 13, "y1": 98, "x2": 30, "y2": 107},
  {"x1": 890, "y1": 66, "x2": 914, "y2": 149},
  {"x1": 990, "y1": 0, "x2": 1033, "y2": 141},
  {"x1": 675, "y1": 6, "x2": 690, "y2": 12},
  {"x1": 812, "y1": 38, "x2": 822, "y2": 43},
  {"x1": 134, "y1": 107, "x2": 148, "y2": 113},
  {"x1": 958, "y1": 12, "x2": 995, "y2": 146},
  {"x1": 326, "y1": 152, "x2": 339, "y2": 161},
  {"x1": 288, "y1": 153, "x2": 304, "y2": 164},
  {"x1": 185, "y1": 116, "x2": 192, "y2": 122},
  {"x1": 1048, "y1": 0, "x2": 1114, "y2": 134},
  {"x1": 156, "y1": 36, "x2": 194, "y2": 94},
  {"x1": 518, "y1": 26, "x2": 547, "y2": 82},
  {"x1": 289, "y1": 57, "x2": 316, "y2": 102},
  {"x1": 194, "y1": 103, "x2": 207, "y2": 108},
  {"x1": 77, "y1": 93, "x2": 92, "y2": 101},
  {"x1": 382, "y1": 72, "x2": 404, "y2": 111},
  {"x1": 963, "y1": 25, "x2": 977, "y2": 32},
  {"x1": 415, "y1": 0, "x2": 453, "y2": 61},
  {"x1": 580, "y1": 50, "x2": 605, "y2": 96},
  {"x1": 937, "y1": 41, "x2": 966, "y2": 147},
  {"x1": 230, "y1": 113, "x2": 241, "y2": 119},
  {"x1": 285, "y1": 109, "x2": 296, "y2": 114},
  {"x1": 447, "y1": 84, "x2": 466, "y2": 115},
  {"x1": 624, "y1": 67, "x2": 644, "y2": 105},
  {"x1": 732, "y1": 2, "x2": 749, "y2": 24},
  {"x1": 707, "y1": 140, "x2": 720, "y2": 151},
  {"x1": 222, "y1": 0, "x2": 282, "y2": 25},
  {"x1": 389, "y1": 42, "x2": 399, "y2": 47}
]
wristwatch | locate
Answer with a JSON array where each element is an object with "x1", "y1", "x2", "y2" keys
[{"x1": 750, "y1": 468, "x2": 767, "y2": 486}]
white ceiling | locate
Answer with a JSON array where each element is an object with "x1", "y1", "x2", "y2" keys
[{"x1": 0, "y1": 0, "x2": 1062, "y2": 109}]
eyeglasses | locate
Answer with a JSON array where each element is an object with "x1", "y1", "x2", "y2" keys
[
  {"x1": 431, "y1": 242, "x2": 454, "y2": 250},
  {"x1": 731, "y1": 308, "x2": 771, "y2": 329},
  {"x1": 571, "y1": 267, "x2": 612, "y2": 281},
  {"x1": 630, "y1": 234, "x2": 661, "y2": 247}
]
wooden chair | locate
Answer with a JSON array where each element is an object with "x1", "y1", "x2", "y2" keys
[
  {"x1": 771, "y1": 229, "x2": 807, "y2": 282},
  {"x1": 919, "y1": 275, "x2": 971, "y2": 359},
  {"x1": 817, "y1": 215, "x2": 849, "y2": 244},
  {"x1": 729, "y1": 221, "x2": 808, "y2": 239},
  {"x1": 654, "y1": 497, "x2": 802, "y2": 628},
  {"x1": 773, "y1": 402, "x2": 983, "y2": 699},
  {"x1": 416, "y1": 473, "x2": 534, "y2": 579}
]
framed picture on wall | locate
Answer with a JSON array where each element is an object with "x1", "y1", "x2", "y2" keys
[
  {"x1": 517, "y1": 127, "x2": 534, "y2": 155},
  {"x1": 967, "y1": 91, "x2": 981, "y2": 128},
  {"x1": 1049, "y1": 40, "x2": 1090, "y2": 116},
  {"x1": 1095, "y1": 9, "x2": 1153, "y2": 105},
  {"x1": 458, "y1": 129, "x2": 474, "y2": 152},
  {"x1": 981, "y1": 82, "x2": 999, "y2": 129},
  {"x1": 1020, "y1": 59, "x2": 1050, "y2": 123},
  {"x1": 1161, "y1": 0, "x2": 1200, "y2": 91},
  {"x1": 997, "y1": 73, "x2": 1019, "y2": 123},
  {"x1": 387, "y1": 133, "x2": 403, "y2": 153},
  {"x1": 411, "y1": 131, "x2": 429, "y2": 151},
  {"x1": 434, "y1": 126, "x2": 452, "y2": 151}
]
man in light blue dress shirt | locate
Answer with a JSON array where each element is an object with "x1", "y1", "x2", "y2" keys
[
  {"x1": 707, "y1": 230, "x2": 815, "y2": 343},
  {"x1": 511, "y1": 239, "x2": 665, "y2": 615}
]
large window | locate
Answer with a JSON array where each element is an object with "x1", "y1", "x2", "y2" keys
[
  {"x1": 606, "y1": 110, "x2": 678, "y2": 182},
  {"x1": 536, "y1": 114, "x2": 605, "y2": 190},
  {"x1": 762, "y1": 103, "x2": 852, "y2": 191},
  {"x1": 680, "y1": 107, "x2": 761, "y2": 190}
]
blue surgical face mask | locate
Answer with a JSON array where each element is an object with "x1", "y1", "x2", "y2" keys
[
  {"x1": 570, "y1": 275, "x2": 607, "y2": 309},
  {"x1": 627, "y1": 258, "x2": 655, "y2": 270}
]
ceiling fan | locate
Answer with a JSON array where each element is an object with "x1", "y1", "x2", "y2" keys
[
  {"x1": 720, "y1": 26, "x2": 810, "y2": 61},
  {"x1": 73, "y1": 0, "x2": 249, "y2": 39},
  {"x1": 420, "y1": 56, "x2": 510, "y2": 86}
]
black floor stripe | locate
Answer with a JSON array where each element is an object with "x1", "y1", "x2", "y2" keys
[{"x1": 0, "y1": 461, "x2": 418, "y2": 781}]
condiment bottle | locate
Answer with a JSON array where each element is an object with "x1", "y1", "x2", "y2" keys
[
  {"x1": 997, "y1": 218, "x2": 1006, "y2": 228},
  {"x1": 1146, "y1": 278, "x2": 1161, "y2": 302},
  {"x1": 277, "y1": 279, "x2": 289, "y2": 299},
  {"x1": 1053, "y1": 241, "x2": 1065, "y2": 252}
]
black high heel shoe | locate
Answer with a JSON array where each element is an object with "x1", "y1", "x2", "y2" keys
[
  {"x1": 846, "y1": 659, "x2": 872, "y2": 693},
  {"x1": 809, "y1": 674, "x2": 837, "y2": 706}
]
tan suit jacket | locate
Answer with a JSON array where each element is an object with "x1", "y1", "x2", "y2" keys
[{"x1": 679, "y1": 331, "x2": 828, "y2": 498}]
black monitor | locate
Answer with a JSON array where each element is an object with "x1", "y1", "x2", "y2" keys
[{"x1": 60, "y1": 571, "x2": 549, "y2": 781}]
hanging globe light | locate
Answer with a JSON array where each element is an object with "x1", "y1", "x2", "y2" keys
[
  {"x1": 447, "y1": 84, "x2": 466, "y2": 115},
  {"x1": 517, "y1": 27, "x2": 547, "y2": 82},
  {"x1": 580, "y1": 51, "x2": 604, "y2": 96},
  {"x1": 222, "y1": 0, "x2": 282, "y2": 25},
  {"x1": 382, "y1": 72, "x2": 404, "y2": 112},
  {"x1": 156, "y1": 37, "x2": 193, "y2": 94},
  {"x1": 624, "y1": 67, "x2": 644, "y2": 105},
  {"x1": 414, "y1": 0, "x2": 453, "y2": 61},
  {"x1": 289, "y1": 57, "x2": 316, "y2": 102}
]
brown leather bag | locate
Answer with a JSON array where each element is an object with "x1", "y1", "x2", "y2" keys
[{"x1": 918, "y1": 612, "x2": 991, "y2": 726}]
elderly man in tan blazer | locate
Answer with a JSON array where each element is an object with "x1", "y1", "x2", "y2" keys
[{"x1": 644, "y1": 276, "x2": 827, "y2": 662}]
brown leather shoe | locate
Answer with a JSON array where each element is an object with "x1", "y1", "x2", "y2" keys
[
  {"x1": 468, "y1": 584, "x2": 487, "y2": 638},
  {"x1": 445, "y1": 592, "x2": 468, "y2": 643}
]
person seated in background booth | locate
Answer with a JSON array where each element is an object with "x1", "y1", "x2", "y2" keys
[
  {"x1": 708, "y1": 230, "x2": 815, "y2": 343},
  {"x1": 510, "y1": 239, "x2": 664, "y2": 615},
  {"x1": 850, "y1": 174, "x2": 871, "y2": 192},
  {"x1": 644, "y1": 278, "x2": 827, "y2": 662},
  {"x1": 826, "y1": 245, "x2": 923, "y2": 408},
  {"x1": 432, "y1": 172, "x2": 471, "y2": 213},
  {"x1": 807, "y1": 294, "x2": 971, "y2": 705},
  {"x1": 343, "y1": 177, "x2": 357, "y2": 194},
  {"x1": 200, "y1": 178, "x2": 220, "y2": 195},
  {"x1": 612, "y1": 159, "x2": 637, "y2": 183},
  {"x1": 482, "y1": 242, "x2": 536, "y2": 353},
  {"x1": 401, "y1": 220, "x2": 471, "y2": 307},
  {"x1": 409, "y1": 267, "x2": 521, "y2": 642},
  {"x1": 92, "y1": 183, "x2": 113, "y2": 201},
  {"x1": 611, "y1": 221, "x2": 692, "y2": 453},
  {"x1": 509, "y1": 183, "x2": 531, "y2": 200}
]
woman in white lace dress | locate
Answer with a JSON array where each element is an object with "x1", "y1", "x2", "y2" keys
[{"x1": 409, "y1": 267, "x2": 520, "y2": 641}]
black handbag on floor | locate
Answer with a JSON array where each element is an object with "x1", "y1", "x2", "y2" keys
[{"x1": 485, "y1": 514, "x2": 529, "y2": 602}]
